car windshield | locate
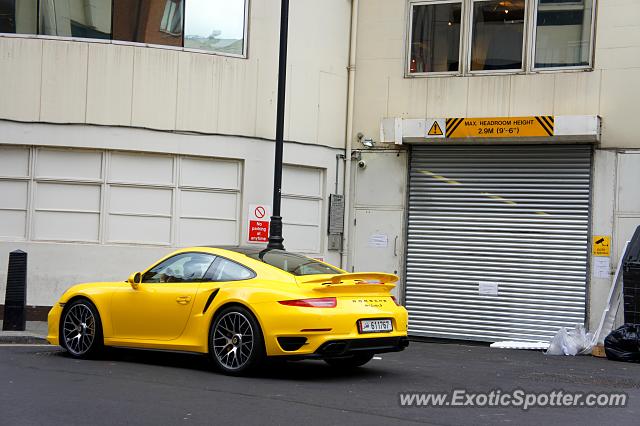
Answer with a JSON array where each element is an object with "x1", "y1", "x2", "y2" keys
[{"x1": 246, "y1": 250, "x2": 341, "y2": 276}]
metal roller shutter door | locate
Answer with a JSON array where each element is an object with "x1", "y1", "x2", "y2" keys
[{"x1": 406, "y1": 145, "x2": 591, "y2": 342}]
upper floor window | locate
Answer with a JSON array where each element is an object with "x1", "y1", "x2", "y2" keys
[
  {"x1": 407, "y1": 0, "x2": 596, "y2": 76},
  {"x1": 40, "y1": 0, "x2": 112, "y2": 39},
  {"x1": 184, "y1": 0, "x2": 247, "y2": 57},
  {"x1": 112, "y1": 0, "x2": 183, "y2": 47},
  {"x1": 0, "y1": 0, "x2": 37, "y2": 34},
  {"x1": 0, "y1": 0, "x2": 249, "y2": 58},
  {"x1": 534, "y1": 0, "x2": 595, "y2": 69}
]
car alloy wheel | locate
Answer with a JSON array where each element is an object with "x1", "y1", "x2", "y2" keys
[
  {"x1": 61, "y1": 300, "x2": 102, "y2": 358},
  {"x1": 210, "y1": 306, "x2": 264, "y2": 375}
]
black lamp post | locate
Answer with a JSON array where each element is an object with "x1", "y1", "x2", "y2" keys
[{"x1": 267, "y1": 0, "x2": 289, "y2": 250}]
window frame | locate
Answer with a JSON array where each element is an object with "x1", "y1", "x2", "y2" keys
[
  {"x1": 530, "y1": 0, "x2": 597, "y2": 72},
  {"x1": 405, "y1": 0, "x2": 597, "y2": 77},
  {"x1": 204, "y1": 255, "x2": 257, "y2": 282},
  {"x1": 0, "y1": 0, "x2": 250, "y2": 60},
  {"x1": 406, "y1": 0, "x2": 465, "y2": 77},
  {"x1": 141, "y1": 251, "x2": 217, "y2": 284},
  {"x1": 467, "y1": 0, "x2": 528, "y2": 75},
  {"x1": 182, "y1": 0, "x2": 250, "y2": 59}
]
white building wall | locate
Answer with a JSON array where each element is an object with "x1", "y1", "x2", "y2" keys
[
  {"x1": 0, "y1": 0, "x2": 352, "y2": 308},
  {"x1": 0, "y1": 0, "x2": 351, "y2": 148},
  {"x1": 352, "y1": 0, "x2": 640, "y2": 150},
  {"x1": 0, "y1": 122, "x2": 343, "y2": 307},
  {"x1": 351, "y1": 0, "x2": 640, "y2": 331}
]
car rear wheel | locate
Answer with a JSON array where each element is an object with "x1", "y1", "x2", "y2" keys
[
  {"x1": 324, "y1": 352, "x2": 374, "y2": 368},
  {"x1": 209, "y1": 306, "x2": 265, "y2": 375},
  {"x1": 60, "y1": 299, "x2": 103, "y2": 359}
]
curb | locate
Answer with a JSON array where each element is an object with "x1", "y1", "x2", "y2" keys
[{"x1": 0, "y1": 333, "x2": 49, "y2": 345}]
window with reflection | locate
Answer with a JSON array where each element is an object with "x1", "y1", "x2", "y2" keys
[
  {"x1": 112, "y1": 0, "x2": 183, "y2": 47},
  {"x1": 0, "y1": 0, "x2": 37, "y2": 34},
  {"x1": 184, "y1": 0, "x2": 247, "y2": 55},
  {"x1": 142, "y1": 252, "x2": 215, "y2": 283},
  {"x1": 409, "y1": 1, "x2": 462, "y2": 74},
  {"x1": 470, "y1": 0, "x2": 526, "y2": 71},
  {"x1": 39, "y1": 0, "x2": 111, "y2": 39},
  {"x1": 534, "y1": 0, "x2": 594, "y2": 68}
]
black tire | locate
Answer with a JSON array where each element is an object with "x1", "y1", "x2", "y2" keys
[
  {"x1": 208, "y1": 305, "x2": 265, "y2": 375},
  {"x1": 60, "y1": 299, "x2": 104, "y2": 359},
  {"x1": 324, "y1": 352, "x2": 374, "y2": 368}
]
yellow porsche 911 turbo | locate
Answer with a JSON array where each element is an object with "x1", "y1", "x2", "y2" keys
[{"x1": 47, "y1": 247, "x2": 409, "y2": 375}]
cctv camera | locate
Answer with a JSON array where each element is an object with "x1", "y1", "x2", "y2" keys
[{"x1": 358, "y1": 160, "x2": 367, "y2": 169}]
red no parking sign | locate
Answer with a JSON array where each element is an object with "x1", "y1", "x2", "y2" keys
[{"x1": 248, "y1": 204, "x2": 271, "y2": 243}]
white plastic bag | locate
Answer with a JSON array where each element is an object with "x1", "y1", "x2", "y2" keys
[{"x1": 545, "y1": 324, "x2": 594, "y2": 356}]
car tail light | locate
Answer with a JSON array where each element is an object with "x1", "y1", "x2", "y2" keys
[
  {"x1": 391, "y1": 295, "x2": 401, "y2": 306},
  {"x1": 278, "y1": 297, "x2": 337, "y2": 308}
]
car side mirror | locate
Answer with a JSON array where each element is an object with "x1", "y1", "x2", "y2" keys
[{"x1": 128, "y1": 272, "x2": 142, "y2": 289}]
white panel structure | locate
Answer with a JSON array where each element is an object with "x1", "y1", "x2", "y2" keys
[
  {"x1": 617, "y1": 153, "x2": 640, "y2": 213},
  {"x1": 0, "y1": 38, "x2": 42, "y2": 121},
  {"x1": 40, "y1": 40, "x2": 88, "y2": 123},
  {"x1": 35, "y1": 183, "x2": 101, "y2": 212},
  {"x1": 107, "y1": 186, "x2": 173, "y2": 245},
  {"x1": 108, "y1": 215, "x2": 171, "y2": 245},
  {"x1": 281, "y1": 165, "x2": 324, "y2": 253},
  {"x1": 34, "y1": 211, "x2": 100, "y2": 242},
  {"x1": 86, "y1": 43, "x2": 134, "y2": 126},
  {"x1": 0, "y1": 146, "x2": 30, "y2": 177},
  {"x1": 109, "y1": 186, "x2": 172, "y2": 216},
  {"x1": 0, "y1": 180, "x2": 28, "y2": 239},
  {"x1": 282, "y1": 165, "x2": 322, "y2": 197},
  {"x1": 180, "y1": 157, "x2": 240, "y2": 190},
  {"x1": 33, "y1": 183, "x2": 101, "y2": 242},
  {"x1": 109, "y1": 152, "x2": 174, "y2": 185},
  {"x1": 36, "y1": 149, "x2": 102, "y2": 181},
  {"x1": 178, "y1": 157, "x2": 241, "y2": 246}
]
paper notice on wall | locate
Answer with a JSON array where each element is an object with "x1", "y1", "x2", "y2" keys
[
  {"x1": 479, "y1": 281, "x2": 499, "y2": 296},
  {"x1": 368, "y1": 234, "x2": 388, "y2": 248},
  {"x1": 594, "y1": 257, "x2": 611, "y2": 279}
]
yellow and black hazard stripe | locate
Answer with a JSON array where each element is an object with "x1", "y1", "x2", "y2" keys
[
  {"x1": 445, "y1": 118, "x2": 464, "y2": 138},
  {"x1": 535, "y1": 116, "x2": 554, "y2": 136}
]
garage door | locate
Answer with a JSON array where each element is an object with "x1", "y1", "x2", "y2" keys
[{"x1": 406, "y1": 145, "x2": 591, "y2": 342}]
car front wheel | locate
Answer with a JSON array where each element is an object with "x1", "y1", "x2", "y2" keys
[
  {"x1": 209, "y1": 306, "x2": 265, "y2": 375},
  {"x1": 60, "y1": 299, "x2": 103, "y2": 359}
]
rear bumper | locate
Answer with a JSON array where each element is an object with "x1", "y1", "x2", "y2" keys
[{"x1": 280, "y1": 336, "x2": 409, "y2": 360}]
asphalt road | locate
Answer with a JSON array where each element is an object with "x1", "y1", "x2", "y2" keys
[{"x1": 1, "y1": 341, "x2": 639, "y2": 426}]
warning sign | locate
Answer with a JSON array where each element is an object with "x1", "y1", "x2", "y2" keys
[
  {"x1": 248, "y1": 204, "x2": 271, "y2": 243},
  {"x1": 446, "y1": 116, "x2": 554, "y2": 138},
  {"x1": 428, "y1": 121, "x2": 444, "y2": 136},
  {"x1": 425, "y1": 119, "x2": 446, "y2": 138},
  {"x1": 592, "y1": 236, "x2": 611, "y2": 257}
]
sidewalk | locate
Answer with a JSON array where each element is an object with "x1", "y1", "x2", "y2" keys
[{"x1": 0, "y1": 321, "x2": 49, "y2": 344}]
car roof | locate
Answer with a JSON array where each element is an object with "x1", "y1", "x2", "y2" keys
[{"x1": 206, "y1": 246, "x2": 298, "y2": 256}]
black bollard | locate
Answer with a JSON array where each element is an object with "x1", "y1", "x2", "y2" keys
[{"x1": 3, "y1": 250, "x2": 27, "y2": 331}]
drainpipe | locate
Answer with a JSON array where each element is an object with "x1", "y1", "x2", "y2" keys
[{"x1": 341, "y1": 0, "x2": 359, "y2": 270}]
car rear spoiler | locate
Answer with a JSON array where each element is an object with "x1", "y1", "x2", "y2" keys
[{"x1": 298, "y1": 272, "x2": 398, "y2": 293}]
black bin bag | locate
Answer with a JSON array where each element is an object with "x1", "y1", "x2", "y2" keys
[{"x1": 604, "y1": 324, "x2": 640, "y2": 362}]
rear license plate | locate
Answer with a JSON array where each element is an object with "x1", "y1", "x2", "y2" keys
[{"x1": 358, "y1": 319, "x2": 393, "y2": 334}]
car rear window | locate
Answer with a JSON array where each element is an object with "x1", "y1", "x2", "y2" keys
[{"x1": 246, "y1": 250, "x2": 341, "y2": 276}]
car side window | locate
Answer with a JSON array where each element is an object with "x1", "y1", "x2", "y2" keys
[
  {"x1": 142, "y1": 253, "x2": 216, "y2": 283},
  {"x1": 206, "y1": 257, "x2": 255, "y2": 282}
]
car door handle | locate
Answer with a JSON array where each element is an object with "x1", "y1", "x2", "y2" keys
[{"x1": 176, "y1": 296, "x2": 192, "y2": 304}]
